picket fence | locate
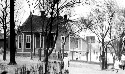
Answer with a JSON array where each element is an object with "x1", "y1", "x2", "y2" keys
[{"x1": 14, "y1": 61, "x2": 69, "y2": 74}]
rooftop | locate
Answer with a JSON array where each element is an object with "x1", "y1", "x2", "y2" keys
[{"x1": 19, "y1": 15, "x2": 66, "y2": 33}]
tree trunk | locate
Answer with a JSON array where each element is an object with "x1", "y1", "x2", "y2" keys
[
  {"x1": 105, "y1": 45, "x2": 107, "y2": 69},
  {"x1": 44, "y1": 1, "x2": 59, "y2": 73},
  {"x1": 101, "y1": 38, "x2": 105, "y2": 70},
  {"x1": 8, "y1": 0, "x2": 16, "y2": 65},
  {"x1": 3, "y1": 28, "x2": 6, "y2": 61},
  {"x1": 8, "y1": 22, "x2": 17, "y2": 65},
  {"x1": 45, "y1": 49, "x2": 48, "y2": 74}
]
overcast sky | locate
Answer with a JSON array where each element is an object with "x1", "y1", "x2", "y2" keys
[
  {"x1": 70, "y1": 0, "x2": 125, "y2": 19},
  {"x1": 15, "y1": 0, "x2": 125, "y2": 26}
]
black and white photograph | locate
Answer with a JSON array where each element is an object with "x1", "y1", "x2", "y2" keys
[{"x1": 0, "y1": 0, "x2": 125, "y2": 74}]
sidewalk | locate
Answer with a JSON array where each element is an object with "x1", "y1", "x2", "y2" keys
[
  {"x1": 69, "y1": 61, "x2": 125, "y2": 74},
  {"x1": 1, "y1": 54, "x2": 125, "y2": 74},
  {"x1": 70, "y1": 60, "x2": 113, "y2": 65}
]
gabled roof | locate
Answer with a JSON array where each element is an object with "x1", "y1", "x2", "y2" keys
[
  {"x1": 19, "y1": 15, "x2": 49, "y2": 32},
  {"x1": 19, "y1": 15, "x2": 66, "y2": 33}
]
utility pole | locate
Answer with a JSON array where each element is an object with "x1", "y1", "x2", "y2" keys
[
  {"x1": 30, "y1": 11, "x2": 33, "y2": 60},
  {"x1": 26, "y1": 0, "x2": 34, "y2": 60},
  {"x1": 39, "y1": 11, "x2": 45, "y2": 61},
  {"x1": 9, "y1": 0, "x2": 17, "y2": 64},
  {"x1": 3, "y1": 24, "x2": 7, "y2": 61}
]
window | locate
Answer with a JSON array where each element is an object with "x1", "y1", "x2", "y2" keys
[
  {"x1": 76, "y1": 38, "x2": 79, "y2": 48},
  {"x1": 91, "y1": 36, "x2": 95, "y2": 43},
  {"x1": 70, "y1": 36, "x2": 79, "y2": 50},
  {"x1": 86, "y1": 36, "x2": 95, "y2": 43},
  {"x1": 18, "y1": 35, "x2": 21, "y2": 49},
  {"x1": 26, "y1": 35, "x2": 31, "y2": 49},
  {"x1": 61, "y1": 36, "x2": 65, "y2": 49}
]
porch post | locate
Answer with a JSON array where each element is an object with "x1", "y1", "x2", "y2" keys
[
  {"x1": 39, "y1": 33, "x2": 42, "y2": 60},
  {"x1": 35, "y1": 36, "x2": 36, "y2": 48},
  {"x1": 21, "y1": 34, "x2": 23, "y2": 52},
  {"x1": 42, "y1": 36, "x2": 44, "y2": 55},
  {"x1": 80, "y1": 39, "x2": 82, "y2": 60},
  {"x1": 90, "y1": 38, "x2": 91, "y2": 62},
  {"x1": 40, "y1": 33, "x2": 41, "y2": 48},
  {"x1": 69, "y1": 35, "x2": 70, "y2": 52},
  {"x1": 33, "y1": 34, "x2": 35, "y2": 55},
  {"x1": 81, "y1": 39, "x2": 82, "y2": 51},
  {"x1": 22, "y1": 33, "x2": 24, "y2": 52},
  {"x1": 78, "y1": 39, "x2": 79, "y2": 50},
  {"x1": 43, "y1": 36, "x2": 44, "y2": 48}
]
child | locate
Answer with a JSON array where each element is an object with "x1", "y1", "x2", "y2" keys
[
  {"x1": 121, "y1": 54, "x2": 125, "y2": 70},
  {"x1": 114, "y1": 57, "x2": 121, "y2": 73}
]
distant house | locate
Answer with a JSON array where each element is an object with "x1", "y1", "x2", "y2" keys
[
  {"x1": 82, "y1": 31, "x2": 117, "y2": 63},
  {"x1": 0, "y1": 33, "x2": 9, "y2": 50},
  {"x1": 69, "y1": 35, "x2": 87, "y2": 60},
  {"x1": 0, "y1": 33, "x2": 4, "y2": 48},
  {"x1": 16, "y1": 14, "x2": 87, "y2": 59}
]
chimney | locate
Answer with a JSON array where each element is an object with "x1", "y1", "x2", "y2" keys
[
  {"x1": 40, "y1": 11, "x2": 45, "y2": 18},
  {"x1": 64, "y1": 15, "x2": 67, "y2": 22}
]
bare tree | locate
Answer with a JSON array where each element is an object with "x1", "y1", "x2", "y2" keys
[
  {"x1": 79, "y1": 0, "x2": 124, "y2": 70},
  {"x1": 34, "y1": 0, "x2": 83, "y2": 73},
  {"x1": 112, "y1": 8, "x2": 125, "y2": 59},
  {"x1": 28, "y1": 0, "x2": 83, "y2": 73},
  {"x1": 0, "y1": 0, "x2": 10, "y2": 61},
  {"x1": 15, "y1": 0, "x2": 87, "y2": 73}
]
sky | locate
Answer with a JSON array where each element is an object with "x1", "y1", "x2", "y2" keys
[
  {"x1": 15, "y1": 0, "x2": 73, "y2": 26},
  {"x1": 69, "y1": 0, "x2": 125, "y2": 39},
  {"x1": 15, "y1": 0, "x2": 125, "y2": 26},
  {"x1": 13, "y1": 0, "x2": 125, "y2": 39},
  {"x1": 0, "y1": 0, "x2": 125, "y2": 33},
  {"x1": 69, "y1": 0, "x2": 125, "y2": 20}
]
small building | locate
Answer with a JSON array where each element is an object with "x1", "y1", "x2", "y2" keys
[
  {"x1": 17, "y1": 14, "x2": 87, "y2": 58},
  {"x1": 0, "y1": 33, "x2": 9, "y2": 50},
  {"x1": 0, "y1": 33, "x2": 4, "y2": 48}
]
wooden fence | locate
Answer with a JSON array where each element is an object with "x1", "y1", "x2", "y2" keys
[{"x1": 14, "y1": 61, "x2": 69, "y2": 74}]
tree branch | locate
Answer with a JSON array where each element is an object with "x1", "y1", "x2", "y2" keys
[
  {"x1": 109, "y1": 43, "x2": 117, "y2": 55},
  {"x1": 0, "y1": 16, "x2": 4, "y2": 26},
  {"x1": 0, "y1": 17, "x2": 4, "y2": 22},
  {"x1": 0, "y1": 21, "x2": 2, "y2": 24},
  {"x1": 88, "y1": 27, "x2": 102, "y2": 43},
  {"x1": 104, "y1": 26, "x2": 110, "y2": 38}
]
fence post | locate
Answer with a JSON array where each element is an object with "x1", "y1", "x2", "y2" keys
[
  {"x1": 22, "y1": 66, "x2": 24, "y2": 74},
  {"x1": 39, "y1": 65, "x2": 41, "y2": 74},
  {"x1": 20, "y1": 68, "x2": 22, "y2": 74},
  {"x1": 24, "y1": 65, "x2": 26, "y2": 74},
  {"x1": 15, "y1": 69, "x2": 18, "y2": 74},
  {"x1": 27, "y1": 69, "x2": 30, "y2": 74}
]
